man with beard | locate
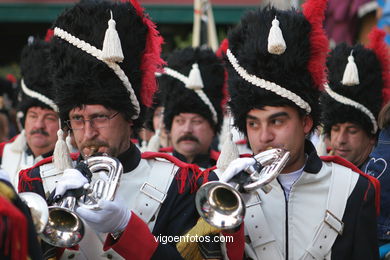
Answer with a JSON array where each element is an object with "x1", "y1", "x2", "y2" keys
[
  {"x1": 17, "y1": 1, "x2": 240, "y2": 259},
  {"x1": 0, "y1": 38, "x2": 59, "y2": 190},
  {"x1": 321, "y1": 28, "x2": 390, "y2": 170},
  {"x1": 157, "y1": 47, "x2": 226, "y2": 169}
]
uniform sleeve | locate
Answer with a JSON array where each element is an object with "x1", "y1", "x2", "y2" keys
[
  {"x1": 223, "y1": 224, "x2": 245, "y2": 260},
  {"x1": 332, "y1": 176, "x2": 379, "y2": 260},
  {"x1": 351, "y1": 179, "x2": 379, "y2": 260},
  {"x1": 103, "y1": 213, "x2": 159, "y2": 259},
  {"x1": 18, "y1": 167, "x2": 45, "y2": 197}
]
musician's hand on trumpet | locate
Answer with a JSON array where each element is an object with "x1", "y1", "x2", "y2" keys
[
  {"x1": 219, "y1": 157, "x2": 258, "y2": 203},
  {"x1": 195, "y1": 148, "x2": 290, "y2": 230},
  {"x1": 219, "y1": 157, "x2": 257, "y2": 183},
  {"x1": 54, "y1": 168, "x2": 89, "y2": 200},
  {"x1": 51, "y1": 157, "x2": 129, "y2": 236},
  {"x1": 76, "y1": 195, "x2": 131, "y2": 236}
]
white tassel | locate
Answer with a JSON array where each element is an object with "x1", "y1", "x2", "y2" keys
[
  {"x1": 10, "y1": 130, "x2": 27, "y2": 153},
  {"x1": 267, "y1": 16, "x2": 286, "y2": 55},
  {"x1": 65, "y1": 131, "x2": 75, "y2": 153},
  {"x1": 101, "y1": 10, "x2": 124, "y2": 63},
  {"x1": 140, "y1": 140, "x2": 148, "y2": 153},
  {"x1": 146, "y1": 129, "x2": 161, "y2": 152},
  {"x1": 186, "y1": 63, "x2": 204, "y2": 90},
  {"x1": 218, "y1": 116, "x2": 230, "y2": 151},
  {"x1": 315, "y1": 134, "x2": 328, "y2": 157},
  {"x1": 216, "y1": 133, "x2": 239, "y2": 172},
  {"x1": 53, "y1": 129, "x2": 73, "y2": 171},
  {"x1": 341, "y1": 51, "x2": 359, "y2": 86}
]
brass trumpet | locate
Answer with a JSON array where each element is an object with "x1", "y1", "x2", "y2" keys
[
  {"x1": 22, "y1": 155, "x2": 123, "y2": 248},
  {"x1": 19, "y1": 192, "x2": 49, "y2": 234},
  {"x1": 195, "y1": 148, "x2": 290, "y2": 229}
]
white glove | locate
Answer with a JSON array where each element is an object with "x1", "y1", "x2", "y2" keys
[
  {"x1": 54, "y1": 169, "x2": 89, "y2": 197},
  {"x1": 76, "y1": 197, "x2": 131, "y2": 234},
  {"x1": 219, "y1": 157, "x2": 256, "y2": 183}
]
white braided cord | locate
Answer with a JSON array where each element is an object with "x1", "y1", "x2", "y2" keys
[
  {"x1": 163, "y1": 67, "x2": 188, "y2": 85},
  {"x1": 194, "y1": 89, "x2": 218, "y2": 123},
  {"x1": 226, "y1": 48, "x2": 311, "y2": 114},
  {"x1": 162, "y1": 66, "x2": 218, "y2": 124},
  {"x1": 21, "y1": 79, "x2": 58, "y2": 112},
  {"x1": 324, "y1": 84, "x2": 377, "y2": 133},
  {"x1": 54, "y1": 27, "x2": 140, "y2": 119}
]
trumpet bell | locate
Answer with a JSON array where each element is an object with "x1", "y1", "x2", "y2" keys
[
  {"x1": 19, "y1": 192, "x2": 49, "y2": 234},
  {"x1": 195, "y1": 181, "x2": 245, "y2": 229},
  {"x1": 41, "y1": 206, "x2": 85, "y2": 248},
  {"x1": 195, "y1": 148, "x2": 290, "y2": 230}
]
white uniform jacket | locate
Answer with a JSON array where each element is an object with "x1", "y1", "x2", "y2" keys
[
  {"x1": 19, "y1": 142, "x2": 219, "y2": 259},
  {"x1": 242, "y1": 141, "x2": 379, "y2": 260}
]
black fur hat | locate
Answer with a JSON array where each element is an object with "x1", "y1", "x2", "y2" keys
[
  {"x1": 18, "y1": 38, "x2": 57, "y2": 126},
  {"x1": 50, "y1": 0, "x2": 163, "y2": 131},
  {"x1": 226, "y1": 0, "x2": 328, "y2": 134},
  {"x1": 321, "y1": 29, "x2": 390, "y2": 136},
  {"x1": 160, "y1": 47, "x2": 225, "y2": 133}
]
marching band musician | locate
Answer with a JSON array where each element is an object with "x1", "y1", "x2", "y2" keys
[
  {"x1": 321, "y1": 28, "x2": 390, "y2": 170},
  {"x1": 157, "y1": 47, "x2": 229, "y2": 259},
  {"x1": 0, "y1": 38, "x2": 60, "y2": 190},
  {"x1": 157, "y1": 47, "x2": 226, "y2": 169},
  {"x1": 212, "y1": 0, "x2": 380, "y2": 258},
  {"x1": 17, "y1": 0, "x2": 243, "y2": 259}
]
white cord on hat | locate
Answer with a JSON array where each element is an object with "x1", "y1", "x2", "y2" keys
[
  {"x1": 21, "y1": 79, "x2": 58, "y2": 112},
  {"x1": 53, "y1": 12, "x2": 140, "y2": 120},
  {"x1": 324, "y1": 84, "x2": 377, "y2": 133},
  {"x1": 163, "y1": 64, "x2": 218, "y2": 124},
  {"x1": 226, "y1": 48, "x2": 311, "y2": 114}
]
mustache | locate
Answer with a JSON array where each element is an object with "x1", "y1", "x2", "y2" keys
[
  {"x1": 30, "y1": 129, "x2": 49, "y2": 136},
  {"x1": 177, "y1": 134, "x2": 199, "y2": 144},
  {"x1": 80, "y1": 140, "x2": 109, "y2": 154}
]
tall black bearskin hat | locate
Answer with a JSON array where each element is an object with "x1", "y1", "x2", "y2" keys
[
  {"x1": 225, "y1": 0, "x2": 329, "y2": 134},
  {"x1": 18, "y1": 38, "x2": 58, "y2": 126},
  {"x1": 321, "y1": 28, "x2": 390, "y2": 136},
  {"x1": 50, "y1": 0, "x2": 164, "y2": 131},
  {"x1": 160, "y1": 47, "x2": 225, "y2": 133}
]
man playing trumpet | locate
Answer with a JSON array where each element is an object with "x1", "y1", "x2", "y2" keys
[
  {"x1": 209, "y1": 0, "x2": 380, "y2": 258},
  {"x1": 17, "y1": 0, "x2": 227, "y2": 259}
]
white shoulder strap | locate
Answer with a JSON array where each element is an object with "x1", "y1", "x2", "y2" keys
[
  {"x1": 40, "y1": 163, "x2": 63, "y2": 197},
  {"x1": 302, "y1": 162, "x2": 355, "y2": 260},
  {"x1": 2, "y1": 143, "x2": 34, "y2": 189},
  {"x1": 133, "y1": 157, "x2": 179, "y2": 230},
  {"x1": 39, "y1": 160, "x2": 78, "y2": 197},
  {"x1": 245, "y1": 192, "x2": 285, "y2": 259},
  {"x1": 2, "y1": 143, "x2": 22, "y2": 188}
]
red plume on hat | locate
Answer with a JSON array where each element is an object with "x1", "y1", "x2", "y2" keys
[
  {"x1": 302, "y1": 0, "x2": 329, "y2": 91},
  {"x1": 44, "y1": 29, "x2": 54, "y2": 42},
  {"x1": 216, "y1": 38, "x2": 229, "y2": 111},
  {"x1": 367, "y1": 27, "x2": 390, "y2": 106},
  {"x1": 125, "y1": 0, "x2": 165, "y2": 107}
]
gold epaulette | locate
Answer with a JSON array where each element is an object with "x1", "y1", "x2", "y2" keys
[
  {"x1": 177, "y1": 218, "x2": 221, "y2": 260},
  {"x1": 0, "y1": 181, "x2": 16, "y2": 201}
]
